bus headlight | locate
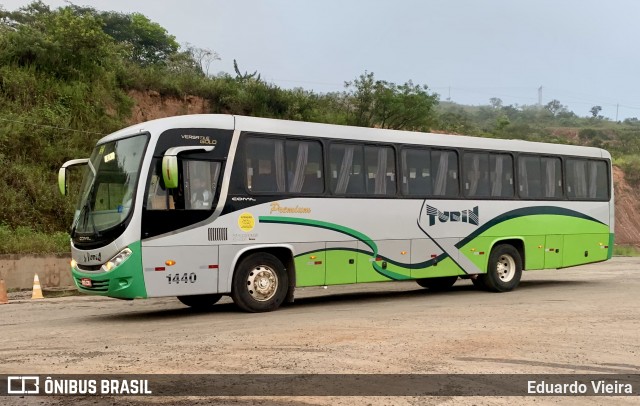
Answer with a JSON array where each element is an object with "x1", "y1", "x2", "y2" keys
[{"x1": 101, "y1": 248, "x2": 133, "y2": 273}]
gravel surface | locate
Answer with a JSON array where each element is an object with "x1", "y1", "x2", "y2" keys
[{"x1": 1, "y1": 257, "x2": 639, "y2": 405}]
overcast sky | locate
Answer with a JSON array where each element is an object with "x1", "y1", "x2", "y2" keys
[{"x1": 2, "y1": 0, "x2": 640, "y2": 120}]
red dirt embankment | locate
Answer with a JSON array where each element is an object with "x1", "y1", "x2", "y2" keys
[
  {"x1": 613, "y1": 166, "x2": 640, "y2": 247},
  {"x1": 126, "y1": 91, "x2": 640, "y2": 248},
  {"x1": 127, "y1": 90, "x2": 210, "y2": 125}
]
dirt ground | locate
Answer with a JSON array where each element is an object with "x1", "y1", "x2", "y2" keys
[{"x1": 1, "y1": 257, "x2": 639, "y2": 405}]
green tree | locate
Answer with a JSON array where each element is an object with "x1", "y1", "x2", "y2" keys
[
  {"x1": 489, "y1": 97, "x2": 503, "y2": 109},
  {"x1": 0, "y1": 4, "x2": 120, "y2": 81},
  {"x1": 233, "y1": 59, "x2": 261, "y2": 82},
  {"x1": 545, "y1": 99, "x2": 568, "y2": 117},
  {"x1": 344, "y1": 71, "x2": 439, "y2": 130},
  {"x1": 66, "y1": 6, "x2": 179, "y2": 66}
]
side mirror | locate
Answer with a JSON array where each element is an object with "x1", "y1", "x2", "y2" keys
[
  {"x1": 58, "y1": 167, "x2": 68, "y2": 196},
  {"x1": 162, "y1": 146, "x2": 214, "y2": 189},
  {"x1": 58, "y1": 158, "x2": 90, "y2": 196},
  {"x1": 162, "y1": 155, "x2": 179, "y2": 189}
]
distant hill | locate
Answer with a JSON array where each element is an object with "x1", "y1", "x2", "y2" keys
[{"x1": 0, "y1": 2, "x2": 638, "y2": 253}]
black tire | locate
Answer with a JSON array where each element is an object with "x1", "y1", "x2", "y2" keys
[
  {"x1": 480, "y1": 244, "x2": 522, "y2": 292},
  {"x1": 231, "y1": 253, "x2": 288, "y2": 313},
  {"x1": 416, "y1": 276, "x2": 458, "y2": 291},
  {"x1": 471, "y1": 276, "x2": 487, "y2": 290},
  {"x1": 177, "y1": 294, "x2": 222, "y2": 308}
]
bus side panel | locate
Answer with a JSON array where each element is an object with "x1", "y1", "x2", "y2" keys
[
  {"x1": 142, "y1": 245, "x2": 219, "y2": 297},
  {"x1": 524, "y1": 236, "x2": 545, "y2": 270},
  {"x1": 562, "y1": 234, "x2": 610, "y2": 267},
  {"x1": 411, "y1": 238, "x2": 465, "y2": 279},
  {"x1": 356, "y1": 240, "x2": 380, "y2": 283},
  {"x1": 294, "y1": 242, "x2": 326, "y2": 287},
  {"x1": 544, "y1": 235, "x2": 563, "y2": 268},
  {"x1": 325, "y1": 241, "x2": 358, "y2": 285}
]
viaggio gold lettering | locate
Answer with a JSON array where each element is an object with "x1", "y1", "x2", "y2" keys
[{"x1": 181, "y1": 134, "x2": 217, "y2": 145}]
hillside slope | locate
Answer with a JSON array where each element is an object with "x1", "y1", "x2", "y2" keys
[
  {"x1": 127, "y1": 91, "x2": 640, "y2": 248},
  {"x1": 613, "y1": 167, "x2": 640, "y2": 247}
]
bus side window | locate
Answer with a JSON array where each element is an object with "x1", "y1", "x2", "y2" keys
[
  {"x1": 245, "y1": 137, "x2": 285, "y2": 193},
  {"x1": 401, "y1": 148, "x2": 431, "y2": 196},
  {"x1": 365, "y1": 145, "x2": 396, "y2": 195},
  {"x1": 432, "y1": 150, "x2": 458, "y2": 197},
  {"x1": 566, "y1": 158, "x2": 608, "y2": 200},
  {"x1": 330, "y1": 144, "x2": 365, "y2": 195},
  {"x1": 490, "y1": 154, "x2": 514, "y2": 198},
  {"x1": 146, "y1": 158, "x2": 177, "y2": 210},
  {"x1": 184, "y1": 160, "x2": 219, "y2": 210},
  {"x1": 286, "y1": 140, "x2": 324, "y2": 194},
  {"x1": 463, "y1": 152, "x2": 490, "y2": 197},
  {"x1": 518, "y1": 156, "x2": 541, "y2": 198}
]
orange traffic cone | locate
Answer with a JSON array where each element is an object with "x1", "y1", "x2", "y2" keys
[
  {"x1": 32, "y1": 274, "x2": 44, "y2": 300},
  {"x1": 0, "y1": 279, "x2": 8, "y2": 304}
]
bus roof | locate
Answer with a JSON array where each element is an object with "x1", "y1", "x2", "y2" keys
[{"x1": 99, "y1": 114, "x2": 610, "y2": 159}]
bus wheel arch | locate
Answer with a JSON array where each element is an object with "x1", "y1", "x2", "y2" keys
[
  {"x1": 177, "y1": 294, "x2": 222, "y2": 308},
  {"x1": 416, "y1": 276, "x2": 458, "y2": 291},
  {"x1": 481, "y1": 240, "x2": 524, "y2": 292},
  {"x1": 231, "y1": 247, "x2": 294, "y2": 312}
]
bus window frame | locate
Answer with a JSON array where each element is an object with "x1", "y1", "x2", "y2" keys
[
  {"x1": 241, "y1": 133, "x2": 327, "y2": 197},
  {"x1": 564, "y1": 156, "x2": 611, "y2": 202}
]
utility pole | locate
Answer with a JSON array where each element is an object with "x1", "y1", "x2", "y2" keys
[
  {"x1": 616, "y1": 104, "x2": 619, "y2": 121},
  {"x1": 538, "y1": 86, "x2": 542, "y2": 106}
]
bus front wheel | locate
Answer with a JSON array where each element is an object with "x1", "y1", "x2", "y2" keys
[
  {"x1": 177, "y1": 294, "x2": 222, "y2": 308},
  {"x1": 232, "y1": 253, "x2": 288, "y2": 313},
  {"x1": 481, "y1": 244, "x2": 522, "y2": 292}
]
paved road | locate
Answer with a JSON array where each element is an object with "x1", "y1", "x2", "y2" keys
[{"x1": 1, "y1": 257, "x2": 639, "y2": 405}]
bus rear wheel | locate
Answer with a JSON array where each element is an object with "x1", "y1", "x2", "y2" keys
[
  {"x1": 177, "y1": 294, "x2": 222, "y2": 308},
  {"x1": 232, "y1": 253, "x2": 288, "y2": 313},
  {"x1": 481, "y1": 244, "x2": 522, "y2": 292},
  {"x1": 416, "y1": 276, "x2": 458, "y2": 291}
]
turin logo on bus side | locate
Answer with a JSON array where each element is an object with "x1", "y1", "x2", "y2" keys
[{"x1": 425, "y1": 205, "x2": 479, "y2": 226}]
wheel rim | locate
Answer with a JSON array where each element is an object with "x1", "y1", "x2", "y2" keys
[
  {"x1": 246, "y1": 265, "x2": 278, "y2": 302},
  {"x1": 496, "y1": 254, "x2": 516, "y2": 283}
]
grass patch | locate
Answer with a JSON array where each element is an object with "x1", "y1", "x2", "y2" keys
[
  {"x1": 0, "y1": 225, "x2": 69, "y2": 255},
  {"x1": 613, "y1": 245, "x2": 640, "y2": 257}
]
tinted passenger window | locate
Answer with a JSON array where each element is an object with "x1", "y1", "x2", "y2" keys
[
  {"x1": 431, "y1": 150, "x2": 458, "y2": 197},
  {"x1": 566, "y1": 159, "x2": 608, "y2": 200},
  {"x1": 463, "y1": 152, "x2": 490, "y2": 197},
  {"x1": 518, "y1": 156, "x2": 562, "y2": 199},
  {"x1": 330, "y1": 144, "x2": 365, "y2": 194},
  {"x1": 401, "y1": 149, "x2": 431, "y2": 196},
  {"x1": 490, "y1": 154, "x2": 514, "y2": 197},
  {"x1": 401, "y1": 148, "x2": 458, "y2": 197},
  {"x1": 364, "y1": 145, "x2": 396, "y2": 195},
  {"x1": 245, "y1": 137, "x2": 324, "y2": 194}
]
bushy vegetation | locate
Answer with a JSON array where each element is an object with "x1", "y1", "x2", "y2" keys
[
  {"x1": 613, "y1": 245, "x2": 640, "y2": 257},
  {"x1": 0, "y1": 1, "x2": 638, "y2": 253}
]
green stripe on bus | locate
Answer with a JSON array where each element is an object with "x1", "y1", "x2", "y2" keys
[
  {"x1": 260, "y1": 216, "x2": 413, "y2": 280},
  {"x1": 71, "y1": 241, "x2": 147, "y2": 299}
]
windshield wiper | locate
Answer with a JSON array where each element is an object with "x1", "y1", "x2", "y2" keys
[
  {"x1": 82, "y1": 198, "x2": 100, "y2": 237},
  {"x1": 72, "y1": 160, "x2": 100, "y2": 237}
]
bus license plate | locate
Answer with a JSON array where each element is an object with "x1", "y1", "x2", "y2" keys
[{"x1": 81, "y1": 278, "x2": 92, "y2": 287}]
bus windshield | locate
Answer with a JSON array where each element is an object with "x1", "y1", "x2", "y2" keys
[{"x1": 72, "y1": 134, "x2": 148, "y2": 237}]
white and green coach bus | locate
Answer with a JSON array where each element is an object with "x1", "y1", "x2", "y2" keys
[{"x1": 58, "y1": 114, "x2": 614, "y2": 312}]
